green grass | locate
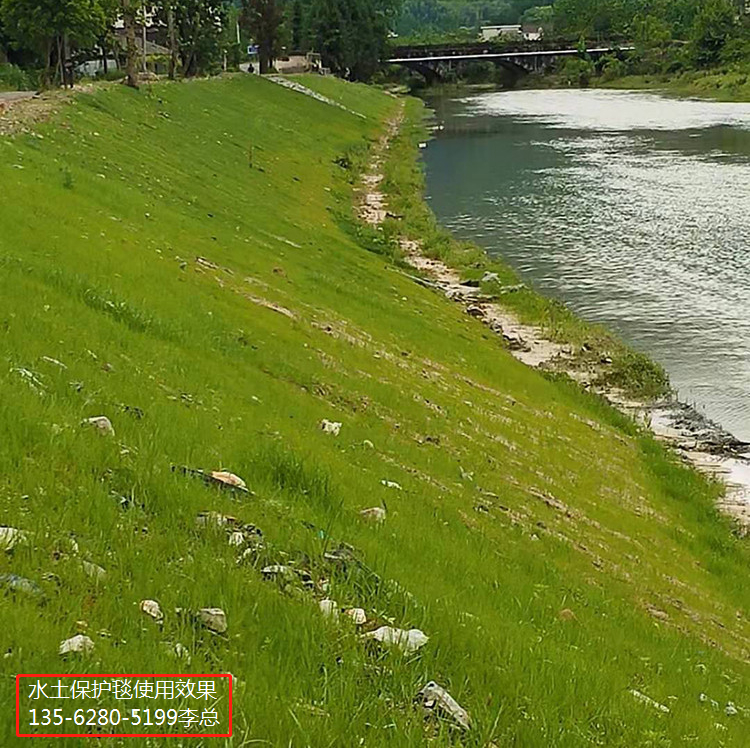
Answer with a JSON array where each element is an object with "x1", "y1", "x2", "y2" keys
[
  {"x1": 599, "y1": 69, "x2": 750, "y2": 102},
  {"x1": 1, "y1": 73, "x2": 750, "y2": 747}
]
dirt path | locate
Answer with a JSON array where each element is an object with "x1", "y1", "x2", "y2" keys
[{"x1": 360, "y1": 105, "x2": 750, "y2": 532}]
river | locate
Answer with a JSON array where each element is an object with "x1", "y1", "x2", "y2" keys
[{"x1": 422, "y1": 89, "x2": 750, "y2": 442}]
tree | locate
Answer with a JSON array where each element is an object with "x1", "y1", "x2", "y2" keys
[
  {"x1": 121, "y1": 0, "x2": 138, "y2": 86},
  {"x1": 241, "y1": 0, "x2": 284, "y2": 74},
  {"x1": 308, "y1": 0, "x2": 402, "y2": 81},
  {"x1": 167, "y1": 0, "x2": 228, "y2": 76},
  {"x1": 690, "y1": 0, "x2": 737, "y2": 67},
  {"x1": 0, "y1": 0, "x2": 108, "y2": 85}
]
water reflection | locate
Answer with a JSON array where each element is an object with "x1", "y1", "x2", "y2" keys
[{"x1": 423, "y1": 89, "x2": 750, "y2": 440}]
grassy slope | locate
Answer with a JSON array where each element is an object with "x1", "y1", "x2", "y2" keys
[
  {"x1": 1, "y1": 74, "x2": 749, "y2": 747},
  {"x1": 600, "y1": 69, "x2": 750, "y2": 102}
]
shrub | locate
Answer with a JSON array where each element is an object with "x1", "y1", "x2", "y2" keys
[{"x1": 0, "y1": 62, "x2": 32, "y2": 91}]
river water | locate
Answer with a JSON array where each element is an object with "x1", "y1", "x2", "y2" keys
[{"x1": 422, "y1": 89, "x2": 750, "y2": 441}]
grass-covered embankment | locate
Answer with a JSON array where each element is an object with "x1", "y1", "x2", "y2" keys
[
  {"x1": 1, "y1": 74, "x2": 750, "y2": 747},
  {"x1": 601, "y1": 69, "x2": 750, "y2": 102}
]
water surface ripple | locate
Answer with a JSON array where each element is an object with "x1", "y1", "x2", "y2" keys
[{"x1": 423, "y1": 89, "x2": 750, "y2": 440}]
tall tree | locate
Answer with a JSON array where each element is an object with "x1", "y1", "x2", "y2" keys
[{"x1": 241, "y1": 0, "x2": 284, "y2": 74}]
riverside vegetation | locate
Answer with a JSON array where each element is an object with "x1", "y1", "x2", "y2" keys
[{"x1": 2, "y1": 74, "x2": 750, "y2": 747}]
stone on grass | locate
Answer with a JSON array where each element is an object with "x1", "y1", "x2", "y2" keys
[
  {"x1": 319, "y1": 599, "x2": 339, "y2": 620},
  {"x1": 0, "y1": 574, "x2": 43, "y2": 597},
  {"x1": 81, "y1": 560, "x2": 106, "y2": 582},
  {"x1": 345, "y1": 608, "x2": 367, "y2": 625},
  {"x1": 228, "y1": 531, "x2": 245, "y2": 547},
  {"x1": 418, "y1": 681, "x2": 471, "y2": 731},
  {"x1": 59, "y1": 634, "x2": 95, "y2": 656},
  {"x1": 140, "y1": 599, "x2": 164, "y2": 622},
  {"x1": 198, "y1": 607, "x2": 227, "y2": 634},
  {"x1": 262, "y1": 565, "x2": 295, "y2": 579},
  {"x1": 0, "y1": 527, "x2": 27, "y2": 552},
  {"x1": 320, "y1": 419, "x2": 342, "y2": 437},
  {"x1": 85, "y1": 416, "x2": 115, "y2": 436},
  {"x1": 629, "y1": 689, "x2": 670, "y2": 713},
  {"x1": 210, "y1": 471, "x2": 247, "y2": 490},
  {"x1": 482, "y1": 271, "x2": 500, "y2": 284},
  {"x1": 381, "y1": 480, "x2": 402, "y2": 490},
  {"x1": 359, "y1": 507, "x2": 386, "y2": 524},
  {"x1": 726, "y1": 703, "x2": 738, "y2": 716},
  {"x1": 363, "y1": 626, "x2": 428, "y2": 654}
]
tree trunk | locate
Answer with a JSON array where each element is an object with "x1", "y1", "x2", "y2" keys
[
  {"x1": 101, "y1": 38, "x2": 109, "y2": 75},
  {"x1": 123, "y1": 0, "x2": 138, "y2": 87},
  {"x1": 167, "y1": 4, "x2": 178, "y2": 79}
]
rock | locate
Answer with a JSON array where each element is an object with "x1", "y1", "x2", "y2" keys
[
  {"x1": 381, "y1": 480, "x2": 402, "y2": 490},
  {"x1": 228, "y1": 531, "x2": 245, "y2": 547},
  {"x1": 629, "y1": 689, "x2": 670, "y2": 714},
  {"x1": 320, "y1": 419, "x2": 342, "y2": 437},
  {"x1": 345, "y1": 608, "x2": 367, "y2": 625},
  {"x1": 0, "y1": 527, "x2": 27, "y2": 552},
  {"x1": 196, "y1": 511, "x2": 237, "y2": 528},
  {"x1": 140, "y1": 599, "x2": 164, "y2": 622},
  {"x1": 262, "y1": 564, "x2": 294, "y2": 578},
  {"x1": 319, "y1": 599, "x2": 339, "y2": 619},
  {"x1": 174, "y1": 642, "x2": 191, "y2": 662},
  {"x1": 482, "y1": 272, "x2": 500, "y2": 284},
  {"x1": 363, "y1": 626, "x2": 428, "y2": 654},
  {"x1": 418, "y1": 681, "x2": 471, "y2": 731},
  {"x1": 558, "y1": 608, "x2": 577, "y2": 622},
  {"x1": 726, "y1": 702, "x2": 738, "y2": 716},
  {"x1": 85, "y1": 416, "x2": 115, "y2": 436},
  {"x1": 210, "y1": 471, "x2": 247, "y2": 490},
  {"x1": 359, "y1": 507, "x2": 386, "y2": 523},
  {"x1": 81, "y1": 561, "x2": 106, "y2": 582},
  {"x1": 363, "y1": 439, "x2": 374, "y2": 449},
  {"x1": 59, "y1": 634, "x2": 95, "y2": 656},
  {"x1": 0, "y1": 574, "x2": 43, "y2": 598},
  {"x1": 176, "y1": 466, "x2": 250, "y2": 494},
  {"x1": 197, "y1": 607, "x2": 227, "y2": 634},
  {"x1": 647, "y1": 604, "x2": 669, "y2": 621}
]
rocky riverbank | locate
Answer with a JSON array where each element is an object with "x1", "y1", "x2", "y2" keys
[{"x1": 361, "y1": 103, "x2": 750, "y2": 533}]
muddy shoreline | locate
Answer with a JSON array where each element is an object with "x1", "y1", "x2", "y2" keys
[{"x1": 360, "y1": 104, "x2": 750, "y2": 532}]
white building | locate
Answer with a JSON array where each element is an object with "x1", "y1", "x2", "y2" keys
[{"x1": 480, "y1": 25, "x2": 523, "y2": 42}]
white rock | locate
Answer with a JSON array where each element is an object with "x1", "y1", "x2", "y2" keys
[
  {"x1": 140, "y1": 599, "x2": 164, "y2": 622},
  {"x1": 381, "y1": 480, "x2": 402, "y2": 490},
  {"x1": 359, "y1": 507, "x2": 386, "y2": 523},
  {"x1": 198, "y1": 607, "x2": 227, "y2": 634},
  {"x1": 629, "y1": 689, "x2": 670, "y2": 713},
  {"x1": 262, "y1": 565, "x2": 294, "y2": 577},
  {"x1": 59, "y1": 634, "x2": 95, "y2": 655},
  {"x1": 418, "y1": 681, "x2": 471, "y2": 730},
  {"x1": 363, "y1": 626, "x2": 428, "y2": 654},
  {"x1": 345, "y1": 608, "x2": 367, "y2": 625},
  {"x1": 174, "y1": 642, "x2": 190, "y2": 662},
  {"x1": 228, "y1": 531, "x2": 245, "y2": 547},
  {"x1": 81, "y1": 561, "x2": 106, "y2": 581},
  {"x1": 726, "y1": 703, "x2": 739, "y2": 716},
  {"x1": 320, "y1": 419, "x2": 342, "y2": 437},
  {"x1": 481, "y1": 271, "x2": 500, "y2": 284},
  {"x1": 210, "y1": 471, "x2": 247, "y2": 490},
  {"x1": 363, "y1": 439, "x2": 374, "y2": 449},
  {"x1": 85, "y1": 416, "x2": 114, "y2": 436},
  {"x1": 319, "y1": 599, "x2": 339, "y2": 619},
  {"x1": 0, "y1": 527, "x2": 27, "y2": 552}
]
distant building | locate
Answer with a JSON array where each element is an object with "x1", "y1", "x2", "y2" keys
[
  {"x1": 521, "y1": 24, "x2": 544, "y2": 41},
  {"x1": 480, "y1": 25, "x2": 523, "y2": 42},
  {"x1": 274, "y1": 52, "x2": 324, "y2": 75}
]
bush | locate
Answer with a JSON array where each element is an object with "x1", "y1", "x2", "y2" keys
[{"x1": 0, "y1": 62, "x2": 32, "y2": 91}]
